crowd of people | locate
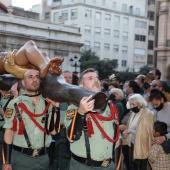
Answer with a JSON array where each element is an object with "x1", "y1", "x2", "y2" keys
[{"x1": 0, "y1": 40, "x2": 170, "y2": 170}]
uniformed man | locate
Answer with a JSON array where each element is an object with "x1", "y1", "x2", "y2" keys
[
  {"x1": 65, "y1": 68, "x2": 120, "y2": 170},
  {"x1": 50, "y1": 70, "x2": 72, "y2": 170},
  {"x1": 0, "y1": 90, "x2": 13, "y2": 170},
  {"x1": 2, "y1": 69, "x2": 59, "y2": 170}
]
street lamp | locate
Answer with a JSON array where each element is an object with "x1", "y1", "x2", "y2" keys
[{"x1": 70, "y1": 55, "x2": 81, "y2": 75}]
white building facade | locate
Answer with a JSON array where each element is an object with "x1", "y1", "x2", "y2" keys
[{"x1": 48, "y1": 0, "x2": 149, "y2": 72}]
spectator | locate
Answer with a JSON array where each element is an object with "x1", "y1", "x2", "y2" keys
[
  {"x1": 135, "y1": 74, "x2": 145, "y2": 88},
  {"x1": 150, "y1": 80, "x2": 170, "y2": 102},
  {"x1": 149, "y1": 89, "x2": 170, "y2": 144},
  {"x1": 108, "y1": 82, "x2": 119, "y2": 91},
  {"x1": 62, "y1": 70, "x2": 73, "y2": 84},
  {"x1": 149, "y1": 68, "x2": 161, "y2": 80},
  {"x1": 122, "y1": 94, "x2": 153, "y2": 170},
  {"x1": 149, "y1": 121, "x2": 170, "y2": 170},
  {"x1": 125, "y1": 80, "x2": 142, "y2": 95},
  {"x1": 109, "y1": 88, "x2": 124, "y2": 121},
  {"x1": 142, "y1": 73, "x2": 155, "y2": 101}
]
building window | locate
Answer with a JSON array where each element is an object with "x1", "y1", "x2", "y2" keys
[
  {"x1": 114, "y1": 30, "x2": 119, "y2": 37},
  {"x1": 45, "y1": 12, "x2": 50, "y2": 18},
  {"x1": 134, "y1": 48, "x2": 146, "y2": 55},
  {"x1": 148, "y1": 41, "x2": 154, "y2": 50},
  {"x1": 148, "y1": 11, "x2": 154, "y2": 21},
  {"x1": 95, "y1": 12, "x2": 101, "y2": 20},
  {"x1": 85, "y1": 25, "x2": 91, "y2": 33},
  {"x1": 148, "y1": 0, "x2": 155, "y2": 5},
  {"x1": 104, "y1": 44, "x2": 110, "y2": 50},
  {"x1": 135, "y1": 21, "x2": 147, "y2": 28},
  {"x1": 122, "y1": 4, "x2": 127, "y2": 12},
  {"x1": 136, "y1": 8, "x2": 140, "y2": 16},
  {"x1": 102, "y1": 0, "x2": 105, "y2": 6},
  {"x1": 104, "y1": 29, "x2": 110, "y2": 35},
  {"x1": 135, "y1": 34, "x2": 146, "y2": 42},
  {"x1": 148, "y1": 55, "x2": 153, "y2": 65},
  {"x1": 113, "y1": 45, "x2": 119, "y2": 52},
  {"x1": 62, "y1": 11, "x2": 68, "y2": 20},
  {"x1": 123, "y1": 32, "x2": 128, "y2": 40},
  {"x1": 105, "y1": 14, "x2": 111, "y2": 20},
  {"x1": 122, "y1": 46, "x2": 128, "y2": 53},
  {"x1": 123, "y1": 17, "x2": 129, "y2": 25},
  {"x1": 149, "y1": 26, "x2": 154, "y2": 36},
  {"x1": 84, "y1": 41, "x2": 91, "y2": 50},
  {"x1": 129, "y1": 6, "x2": 133, "y2": 14},
  {"x1": 122, "y1": 60, "x2": 127, "y2": 66},
  {"x1": 53, "y1": 12, "x2": 59, "y2": 22},
  {"x1": 113, "y1": 59, "x2": 118, "y2": 68},
  {"x1": 95, "y1": 27, "x2": 101, "y2": 35},
  {"x1": 71, "y1": 9, "x2": 78, "y2": 19},
  {"x1": 85, "y1": 10, "x2": 91, "y2": 18},
  {"x1": 113, "y1": 2, "x2": 116, "y2": 9},
  {"x1": 47, "y1": 0, "x2": 52, "y2": 6},
  {"x1": 114, "y1": 16, "x2": 120, "y2": 23},
  {"x1": 94, "y1": 42, "x2": 100, "y2": 51}
]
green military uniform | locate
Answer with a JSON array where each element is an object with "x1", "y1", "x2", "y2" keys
[
  {"x1": 65, "y1": 103, "x2": 118, "y2": 170},
  {"x1": 0, "y1": 92, "x2": 12, "y2": 170},
  {"x1": 3, "y1": 94, "x2": 53, "y2": 170}
]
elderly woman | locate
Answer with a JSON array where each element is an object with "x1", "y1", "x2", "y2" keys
[
  {"x1": 109, "y1": 88, "x2": 124, "y2": 121},
  {"x1": 122, "y1": 94, "x2": 153, "y2": 170}
]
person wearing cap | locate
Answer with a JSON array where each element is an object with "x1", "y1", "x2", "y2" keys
[{"x1": 150, "y1": 80, "x2": 170, "y2": 102}]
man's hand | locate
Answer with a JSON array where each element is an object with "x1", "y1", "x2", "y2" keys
[
  {"x1": 46, "y1": 98, "x2": 59, "y2": 107},
  {"x1": 78, "y1": 95, "x2": 95, "y2": 115},
  {"x1": 2, "y1": 164, "x2": 12, "y2": 170},
  {"x1": 10, "y1": 82, "x2": 18, "y2": 98}
]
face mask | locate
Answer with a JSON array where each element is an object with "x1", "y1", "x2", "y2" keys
[
  {"x1": 131, "y1": 106, "x2": 140, "y2": 113},
  {"x1": 109, "y1": 93, "x2": 116, "y2": 101},
  {"x1": 123, "y1": 89, "x2": 126, "y2": 94},
  {"x1": 143, "y1": 82, "x2": 150, "y2": 89},
  {"x1": 155, "y1": 103, "x2": 164, "y2": 111}
]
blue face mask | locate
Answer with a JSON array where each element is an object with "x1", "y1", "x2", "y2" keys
[{"x1": 123, "y1": 88, "x2": 126, "y2": 94}]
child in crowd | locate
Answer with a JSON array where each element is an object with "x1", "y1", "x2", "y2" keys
[{"x1": 149, "y1": 121, "x2": 170, "y2": 170}]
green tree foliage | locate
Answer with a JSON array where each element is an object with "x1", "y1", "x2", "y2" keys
[
  {"x1": 116, "y1": 71, "x2": 136, "y2": 83},
  {"x1": 80, "y1": 49, "x2": 117, "y2": 79},
  {"x1": 138, "y1": 65, "x2": 152, "y2": 75}
]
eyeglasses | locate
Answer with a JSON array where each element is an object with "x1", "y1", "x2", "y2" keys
[{"x1": 150, "y1": 83, "x2": 162, "y2": 88}]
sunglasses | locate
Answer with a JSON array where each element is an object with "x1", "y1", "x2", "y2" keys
[{"x1": 150, "y1": 83, "x2": 161, "y2": 88}]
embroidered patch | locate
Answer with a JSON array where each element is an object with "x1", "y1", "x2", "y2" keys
[
  {"x1": 66, "y1": 109, "x2": 76, "y2": 120},
  {"x1": 3, "y1": 91, "x2": 12, "y2": 99},
  {"x1": 5, "y1": 108, "x2": 13, "y2": 118}
]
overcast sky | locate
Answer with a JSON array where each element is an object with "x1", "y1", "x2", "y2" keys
[{"x1": 12, "y1": 0, "x2": 41, "y2": 10}]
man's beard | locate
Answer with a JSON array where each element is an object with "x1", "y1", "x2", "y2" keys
[{"x1": 27, "y1": 87, "x2": 39, "y2": 92}]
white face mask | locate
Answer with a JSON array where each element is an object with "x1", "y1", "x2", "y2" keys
[{"x1": 126, "y1": 101, "x2": 130, "y2": 109}]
